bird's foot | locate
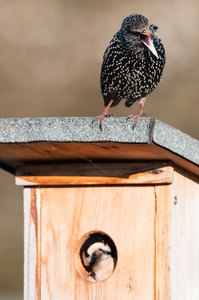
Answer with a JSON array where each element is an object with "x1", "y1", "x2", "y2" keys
[
  {"x1": 97, "y1": 99, "x2": 114, "y2": 131},
  {"x1": 98, "y1": 113, "x2": 114, "y2": 119},
  {"x1": 142, "y1": 112, "x2": 148, "y2": 117},
  {"x1": 127, "y1": 111, "x2": 147, "y2": 129},
  {"x1": 92, "y1": 113, "x2": 114, "y2": 130},
  {"x1": 126, "y1": 114, "x2": 138, "y2": 128},
  {"x1": 127, "y1": 98, "x2": 147, "y2": 129},
  {"x1": 99, "y1": 113, "x2": 113, "y2": 131}
]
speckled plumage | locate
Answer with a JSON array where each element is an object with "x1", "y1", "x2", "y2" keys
[{"x1": 100, "y1": 14, "x2": 166, "y2": 111}]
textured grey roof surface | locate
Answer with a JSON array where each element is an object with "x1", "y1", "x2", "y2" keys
[{"x1": 0, "y1": 117, "x2": 198, "y2": 166}]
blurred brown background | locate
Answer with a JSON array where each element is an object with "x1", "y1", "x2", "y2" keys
[{"x1": 0, "y1": 0, "x2": 198, "y2": 299}]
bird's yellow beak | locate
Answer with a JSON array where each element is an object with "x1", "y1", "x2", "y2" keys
[
  {"x1": 140, "y1": 29, "x2": 158, "y2": 58},
  {"x1": 142, "y1": 29, "x2": 151, "y2": 37}
]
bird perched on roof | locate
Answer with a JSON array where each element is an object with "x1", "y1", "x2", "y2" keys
[{"x1": 100, "y1": 13, "x2": 166, "y2": 128}]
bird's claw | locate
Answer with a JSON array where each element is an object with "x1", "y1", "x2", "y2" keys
[
  {"x1": 127, "y1": 111, "x2": 148, "y2": 129},
  {"x1": 132, "y1": 115, "x2": 139, "y2": 129},
  {"x1": 99, "y1": 113, "x2": 114, "y2": 131},
  {"x1": 91, "y1": 115, "x2": 111, "y2": 131},
  {"x1": 142, "y1": 112, "x2": 148, "y2": 117}
]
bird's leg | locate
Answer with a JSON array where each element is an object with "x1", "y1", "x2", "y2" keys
[
  {"x1": 132, "y1": 97, "x2": 146, "y2": 128},
  {"x1": 99, "y1": 99, "x2": 113, "y2": 130}
]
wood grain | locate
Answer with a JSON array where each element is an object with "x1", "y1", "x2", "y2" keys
[
  {"x1": 24, "y1": 188, "x2": 41, "y2": 300},
  {"x1": 16, "y1": 164, "x2": 173, "y2": 186},
  {"x1": 40, "y1": 186, "x2": 156, "y2": 299},
  {"x1": 154, "y1": 185, "x2": 170, "y2": 299},
  {"x1": 169, "y1": 171, "x2": 199, "y2": 299},
  {"x1": 23, "y1": 169, "x2": 199, "y2": 298},
  {"x1": 0, "y1": 142, "x2": 198, "y2": 176}
]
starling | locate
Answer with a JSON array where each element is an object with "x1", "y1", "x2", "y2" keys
[{"x1": 100, "y1": 13, "x2": 166, "y2": 127}]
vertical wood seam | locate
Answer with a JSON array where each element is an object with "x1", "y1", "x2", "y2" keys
[
  {"x1": 30, "y1": 188, "x2": 41, "y2": 300},
  {"x1": 153, "y1": 186, "x2": 158, "y2": 300},
  {"x1": 36, "y1": 189, "x2": 41, "y2": 300},
  {"x1": 24, "y1": 189, "x2": 31, "y2": 300},
  {"x1": 154, "y1": 185, "x2": 170, "y2": 300}
]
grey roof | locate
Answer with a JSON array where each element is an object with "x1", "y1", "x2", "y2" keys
[
  {"x1": 0, "y1": 117, "x2": 198, "y2": 174},
  {"x1": 0, "y1": 116, "x2": 153, "y2": 143}
]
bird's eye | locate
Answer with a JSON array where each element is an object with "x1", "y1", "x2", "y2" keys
[
  {"x1": 125, "y1": 28, "x2": 140, "y2": 36},
  {"x1": 131, "y1": 31, "x2": 141, "y2": 37}
]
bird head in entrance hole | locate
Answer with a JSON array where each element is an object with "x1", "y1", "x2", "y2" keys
[{"x1": 80, "y1": 232, "x2": 117, "y2": 282}]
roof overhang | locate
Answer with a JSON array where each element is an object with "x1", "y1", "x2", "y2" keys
[{"x1": 0, "y1": 117, "x2": 198, "y2": 177}]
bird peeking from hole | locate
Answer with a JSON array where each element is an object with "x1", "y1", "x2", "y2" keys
[
  {"x1": 81, "y1": 240, "x2": 116, "y2": 282},
  {"x1": 100, "y1": 13, "x2": 166, "y2": 129}
]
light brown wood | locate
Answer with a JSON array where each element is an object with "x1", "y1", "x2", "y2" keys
[
  {"x1": 40, "y1": 186, "x2": 156, "y2": 299},
  {"x1": 24, "y1": 188, "x2": 41, "y2": 300},
  {"x1": 169, "y1": 171, "x2": 199, "y2": 299},
  {"x1": 154, "y1": 185, "x2": 170, "y2": 299},
  {"x1": 22, "y1": 165, "x2": 199, "y2": 299},
  {"x1": 23, "y1": 184, "x2": 173, "y2": 299},
  {"x1": 16, "y1": 164, "x2": 173, "y2": 186}
]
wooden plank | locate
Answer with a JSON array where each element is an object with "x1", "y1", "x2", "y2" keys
[
  {"x1": 16, "y1": 164, "x2": 173, "y2": 186},
  {"x1": 154, "y1": 185, "x2": 170, "y2": 299},
  {"x1": 16, "y1": 162, "x2": 170, "y2": 176},
  {"x1": 0, "y1": 143, "x2": 161, "y2": 162},
  {"x1": 24, "y1": 188, "x2": 41, "y2": 300},
  {"x1": 39, "y1": 186, "x2": 156, "y2": 299},
  {"x1": 169, "y1": 171, "x2": 199, "y2": 299},
  {"x1": 0, "y1": 142, "x2": 198, "y2": 176}
]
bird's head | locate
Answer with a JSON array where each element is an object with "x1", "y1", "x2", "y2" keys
[{"x1": 120, "y1": 14, "x2": 159, "y2": 58}]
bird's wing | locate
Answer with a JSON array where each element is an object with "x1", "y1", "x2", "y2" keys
[
  {"x1": 101, "y1": 45, "x2": 111, "y2": 73},
  {"x1": 101, "y1": 35, "x2": 118, "y2": 71},
  {"x1": 103, "y1": 45, "x2": 110, "y2": 62}
]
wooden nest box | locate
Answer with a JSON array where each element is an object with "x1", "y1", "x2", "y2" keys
[{"x1": 0, "y1": 117, "x2": 198, "y2": 299}]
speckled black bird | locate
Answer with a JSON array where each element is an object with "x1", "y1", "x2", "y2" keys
[{"x1": 100, "y1": 13, "x2": 166, "y2": 127}]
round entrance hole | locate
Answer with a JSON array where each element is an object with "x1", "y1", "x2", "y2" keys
[{"x1": 75, "y1": 231, "x2": 117, "y2": 282}]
